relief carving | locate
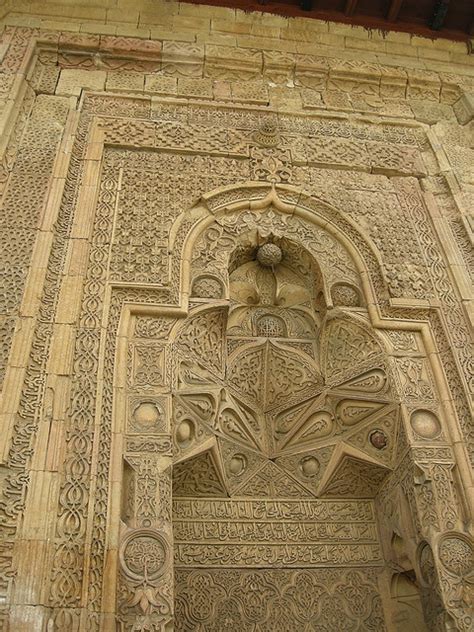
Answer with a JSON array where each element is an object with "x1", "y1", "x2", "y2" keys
[{"x1": 0, "y1": 34, "x2": 471, "y2": 630}]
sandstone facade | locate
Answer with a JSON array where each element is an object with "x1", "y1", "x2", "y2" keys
[{"x1": 0, "y1": 1, "x2": 473, "y2": 630}]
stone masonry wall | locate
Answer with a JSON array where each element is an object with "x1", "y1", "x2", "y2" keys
[{"x1": 0, "y1": 1, "x2": 472, "y2": 631}]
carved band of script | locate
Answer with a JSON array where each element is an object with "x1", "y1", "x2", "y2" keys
[
  {"x1": 172, "y1": 499, "x2": 375, "y2": 522},
  {"x1": 173, "y1": 521, "x2": 378, "y2": 543},
  {"x1": 174, "y1": 543, "x2": 383, "y2": 567}
]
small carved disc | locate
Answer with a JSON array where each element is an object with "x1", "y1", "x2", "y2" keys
[
  {"x1": 410, "y1": 409, "x2": 441, "y2": 439},
  {"x1": 300, "y1": 456, "x2": 320, "y2": 478},
  {"x1": 120, "y1": 529, "x2": 169, "y2": 582},
  {"x1": 438, "y1": 535, "x2": 473, "y2": 577},
  {"x1": 133, "y1": 402, "x2": 160, "y2": 427}
]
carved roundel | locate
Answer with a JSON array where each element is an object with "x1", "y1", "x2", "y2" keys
[
  {"x1": 133, "y1": 402, "x2": 160, "y2": 426},
  {"x1": 299, "y1": 455, "x2": 320, "y2": 479},
  {"x1": 369, "y1": 429, "x2": 388, "y2": 450},
  {"x1": 410, "y1": 409, "x2": 441, "y2": 440},
  {"x1": 120, "y1": 529, "x2": 170, "y2": 582},
  {"x1": 175, "y1": 418, "x2": 196, "y2": 448},
  {"x1": 129, "y1": 398, "x2": 166, "y2": 433},
  {"x1": 438, "y1": 534, "x2": 473, "y2": 577},
  {"x1": 228, "y1": 453, "x2": 247, "y2": 476}
]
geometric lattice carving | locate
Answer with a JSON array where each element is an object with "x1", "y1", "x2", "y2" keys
[
  {"x1": 217, "y1": 438, "x2": 267, "y2": 495},
  {"x1": 345, "y1": 407, "x2": 399, "y2": 467},
  {"x1": 227, "y1": 341, "x2": 322, "y2": 412},
  {"x1": 177, "y1": 308, "x2": 227, "y2": 377},
  {"x1": 336, "y1": 368, "x2": 388, "y2": 395},
  {"x1": 321, "y1": 316, "x2": 384, "y2": 380},
  {"x1": 275, "y1": 445, "x2": 335, "y2": 496}
]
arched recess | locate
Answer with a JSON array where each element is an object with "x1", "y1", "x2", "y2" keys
[
  {"x1": 173, "y1": 183, "x2": 386, "y2": 315},
  {"x1": 112, "y1": 184, "x2": 472, "y2": 632}
]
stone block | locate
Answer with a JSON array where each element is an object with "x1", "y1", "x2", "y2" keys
[
  {"x1": 172, "y1": 15, "x2": 211, "y2": 33},
  {"x1": 294, "y1": 54, "x2": 329, "y2": 91},
  {"x1": 139, "y1": 11, "x2": 173, "y2": 27},
  {"x1": 80, "y1": 22, "x2": 117, "y2": 35},
  {"x1": 40, "y1": 19, "x2": 81, "y2": 32},
  {"x1": 380, "y1": 66, "x2": 407, "y2": 98},
  {"x1": 150, "y1": 27, "x2": 196, "y2": 42},
  {"x1": 211, "y1": 19, "x2": 251, "y2": 35},
  {"x1": 106, "y1": 71, "x2": 145, "y2": 92},
  {"x1": 204, "y1": 43, "x2": 263, "y2": 80},
  {"x1": 236, "y1": 9, "x2": 289, "y2": 27},
  {"x1": 145, "y1": 73, "x2": 178, "y2": 95},
  {"x1": 177, "y1": 77, "x2": 213, "y2": 98},
  {"x1": 231, "y1": 80, "x2": 269, "y2": 104},
  {"x1": 417, "y1": 47, "x2": 451, "y2": 62},
  {"x1": 59, "y1": 32, "x2": 101, "y2": 49},
  {"x1": 9, "y1": 605, "x2": 49, "y2": 631},
  {"x1": 212, "y1": 80, "x2": 232, "y2": 99},
  {"x1": 100, "y1": 35, "x2": 161, "y2": 57},
  {"x1": 411, "y1": 100, "x2": 454, "y2": 124},
  {"x1": 453, "y1": 92, "x2": 474, "y2": 125},
  {"x1": 196, "y1": 33, "x2": 237, "y2": 47},
  {"x1": 345, "y1": 36, "x2": 386, "y2": 53},
  {"x1": 162, "y1": 41, "x2": 204, "y2": 76},
  {"x1": 328, "y1": 59, "x2": 381, "y2": 96},
  {"x1": 407, "y1": 69, "x2": 441, "y2": 101},
  {"x1": 180, "y1": 3, "x2": 235, "y2": 20},
  {"x1": 114, "y1": 25, "x2": 152, "y2": 39},
  {"x1": 263, "y1": 50, "x2": 295, "y2": 83},
  {"x1": 107, "y1": 8, "x2": 140, "y2": 24},
  {"x1": 301, "y1": 88, "x2": 324, "y2": 109}
]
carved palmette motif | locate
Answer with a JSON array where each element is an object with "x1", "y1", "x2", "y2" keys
[{"x1": 174, "y1": 568, "x2": 386, "y2": 631}]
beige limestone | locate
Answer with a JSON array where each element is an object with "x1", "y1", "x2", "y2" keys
[{"x1": 0, "y1": 1, "x2": 473, "y2": 631}]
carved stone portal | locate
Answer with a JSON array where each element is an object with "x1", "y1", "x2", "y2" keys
[
  {"x1": 1, "y1": 38, "x2": 472, "y2": 626},
  {"x1": 113, "y1": 187, "x2": 472, "y2": 631}
]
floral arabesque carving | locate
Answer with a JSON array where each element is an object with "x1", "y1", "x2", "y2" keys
[{"x1": 1, "y1": 55, "x2": 472, "y2": 632}]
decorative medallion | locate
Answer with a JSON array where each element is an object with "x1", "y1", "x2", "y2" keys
[{"x1": 120, "y1": 529, "x2": 170, "y2": 582}]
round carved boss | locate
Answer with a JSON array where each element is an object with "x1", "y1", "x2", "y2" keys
[
  {"x1": 410, "y1": 409, "x2": 441, "y2": 440},
  {"x1": 252, "y1": 121, "x2": 280, "y2": 147},
  {"x1": 438, "y1": 534, "x2": 473, "y2": 577},
  {"x1": 120, "y1": 529, "x2": 170, "y2": 582},
  {"x1": 256, "y1": 243, "x2": 283, "y2": 267}
]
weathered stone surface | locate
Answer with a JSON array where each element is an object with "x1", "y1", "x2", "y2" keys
[{"x1": 0, "y1": 4, "x2": 473, "y2": 631}]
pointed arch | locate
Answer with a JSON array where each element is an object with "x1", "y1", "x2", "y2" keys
[{"x1": 172, "y1": 183, "x2": 389, "y2": 316}]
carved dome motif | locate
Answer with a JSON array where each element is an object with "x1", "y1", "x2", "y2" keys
[{"x1": 173, "y1": 225, "x2": 398, "y2": 500}]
